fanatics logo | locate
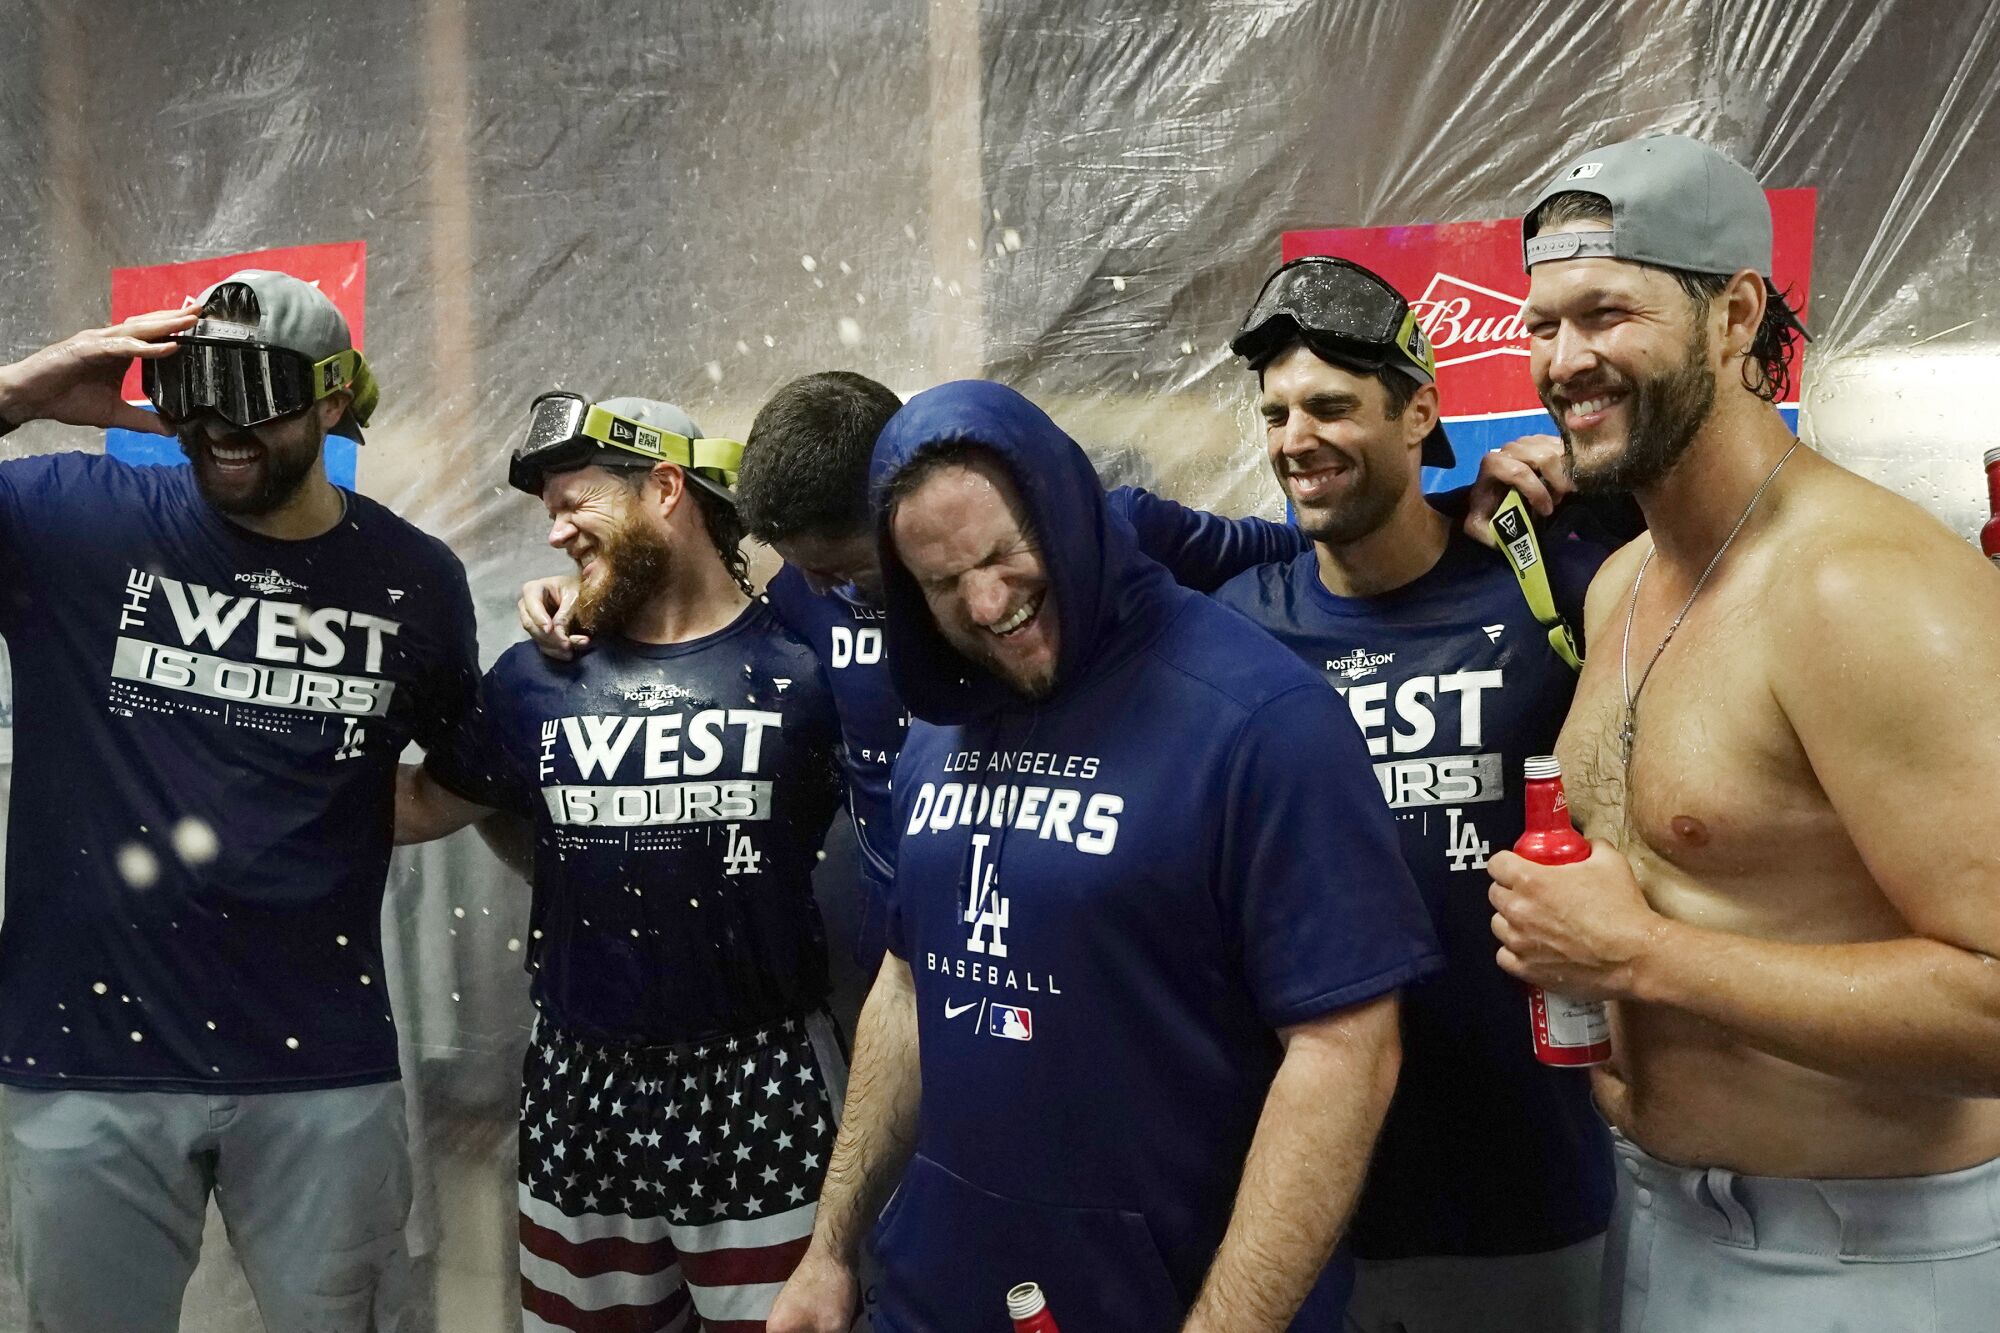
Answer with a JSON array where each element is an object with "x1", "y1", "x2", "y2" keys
[
  {"x1": 988, "y1": 1005, "x2": 1032, "y2": 1041},
  {"x1": 1325, "y1": 648, "x2": 1396, "y2": 682},
  {"x1": 234, "y1": 569, "x2": 306, "y2": 596}
]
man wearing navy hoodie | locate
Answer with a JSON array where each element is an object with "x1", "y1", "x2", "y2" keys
[{"x1": 769, "y1": 380, "x2": 1443, "y2": 1333}]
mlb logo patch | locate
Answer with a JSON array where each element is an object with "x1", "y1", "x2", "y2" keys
[
  {"x1": 1564, "y1": 161, "x2": 1604, "y2": 181},
  {"x1": 988, "y1": 1005, "x2": 1033, "y2": 1041}
]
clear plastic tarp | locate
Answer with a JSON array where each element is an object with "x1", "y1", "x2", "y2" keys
[{"x1": 1, "y1": 0, "x2": 1996, "y2": 1325}]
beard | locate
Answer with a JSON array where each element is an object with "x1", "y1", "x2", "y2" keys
[
  {"x1": 572, "y1": 518, "x2": 673, "y2": 635},
  {"x1": 178, "y1": 417, "x2": 323, "y2": 516},
  {"x1": 1543, "y1": 319, "x2": 1717, "y2": 495}
]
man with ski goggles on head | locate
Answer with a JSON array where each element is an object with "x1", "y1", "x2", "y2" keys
[
  {"x1": 394, "y1": 389, "x2": 850, "y2": 1332},
  {"x1": 0, "y1": 271, "x2": 477, "y2": 1333},
  {"x1": 1212, "y1": 253, "x2": 1618, "y2": 1333}
]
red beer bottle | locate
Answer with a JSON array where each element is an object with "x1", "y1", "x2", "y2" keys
[
  {"x1": 1982, "y1": 448, "x2": 2000, "y2": 568},
  {"x1": 1007, "y1": 1281, "x2": 1063, "y2": 1333},
  {"x1": 1517, "y1": 756, "x2": 1612, "y2": 1067}
]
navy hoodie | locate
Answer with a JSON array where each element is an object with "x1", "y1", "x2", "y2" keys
[{"x1": 866, "y1": 382, "x2": 1442, "y2": 1333}]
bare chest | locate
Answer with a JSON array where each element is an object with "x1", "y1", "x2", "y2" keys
[{"x1": 1558, "y1": 590, "x2": 1850, "y2": 904}]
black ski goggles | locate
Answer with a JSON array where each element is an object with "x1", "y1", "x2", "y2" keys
[
  {"x1": 1232, "y1": 255, "x2": 1455, "y2": 467},
  {"x1": 1231, "y1": 255, "x2": 1439, "y2": 382},
  {"x1": 508, "y1": 391, "x2": 744, "y2": 500},
  {"x1": 142, "y1": 326, "x2": 373, "y2": 431}
]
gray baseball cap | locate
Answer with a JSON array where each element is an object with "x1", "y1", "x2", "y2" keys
[
  {"x1": 596, "y1": 397, "x2": 736, "y2": 501},
  {"x1": 192, "y1": 269, "x2": 377, "y2": 443},
  {"x1": 1522, "y1": 134, "x2": 1772, "y2": 279}
]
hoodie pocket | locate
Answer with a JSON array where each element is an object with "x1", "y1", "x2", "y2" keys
[{"x1": 872, "y1": 1153, "x2": 1185, "y2": 1333}]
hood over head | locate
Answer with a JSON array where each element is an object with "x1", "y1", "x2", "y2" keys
[{"x1": 870, "y1": 380, "x2": 1173, "y2": 726}]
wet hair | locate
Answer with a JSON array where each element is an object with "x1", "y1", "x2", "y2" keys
[
  {"x1": 737, "y1": 371, "x2": 904, "y2": 544},
  {"x1": 1257, "y1": 338, "x2": 1419, "y2": 419},
  {"x1": 613, "y1": 467, "x2": 752, "y2": 595},
  {"x1": 201, "y1": 281, "x2": 260, "y2": 324},
  {"x1": 880, "y1": 439, "x2": 1043, "y2": 557},
  {"x1": 1530, "y1": 191, "x2": 1805, "y2": 404}
]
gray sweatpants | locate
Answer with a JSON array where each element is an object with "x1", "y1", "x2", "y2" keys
[
  {"x1": 2, "y1": 1082, "x2": 414, "y2": 1333},
  {"x1": 1604, "y1": 1133, "x2": 2000, "y2": 1333}
]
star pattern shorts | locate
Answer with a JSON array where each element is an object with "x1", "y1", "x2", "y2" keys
[{"x1": 516, "y1": 1012, "x2": 847, "y2": 1332}]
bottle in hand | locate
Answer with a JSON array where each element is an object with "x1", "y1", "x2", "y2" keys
[
  {"x1": 1007, "y1": 1281, "x2": 1063, "y2": 1333},
  {"x1": 1516, "y1": 755, "x2": 1612, "y2": 1067}
]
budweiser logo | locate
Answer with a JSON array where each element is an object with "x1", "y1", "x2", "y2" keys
[{"x1": 1410, "y1": 273, "x2": 1531, "y2": 367}]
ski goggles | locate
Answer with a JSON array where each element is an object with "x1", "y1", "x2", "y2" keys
[
  {"x1": 508, "y1": 392, "x2": 744, "y2": 500},
  {"x1": 143, "y1": 325, "x2": 374, "y2": 430},
  {"x1": 1231, "y1": 255, "x2": 1439, "y2": 383}
]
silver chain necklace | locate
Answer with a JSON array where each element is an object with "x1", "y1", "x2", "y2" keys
[{"x1": 1618, "y1": 440, "x2": 1800, "y2": 766}]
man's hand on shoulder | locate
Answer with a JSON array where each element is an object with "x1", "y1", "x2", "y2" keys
[
  {"x1": 517, "y1": 573, "x2": 589, "y2": 660},
  {"x1": 0, "y1": 308, "x2": 197, "y2": 437},
  {"x1": 1464, "y1": 434, "x2": 1573, "y2": 546}
]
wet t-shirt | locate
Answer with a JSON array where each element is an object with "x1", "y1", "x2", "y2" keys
[
  {"x1": 1215, "y1": 527, "x2": 1616, "y2": 1258},
  {"x1": 0, "y1": 453, "x2": 476, "y2": 1092},
  {"x1": 425, "y1": 604, "x2": 843, "y2": 1043}
]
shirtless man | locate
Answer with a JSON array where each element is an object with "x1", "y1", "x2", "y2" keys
[{"x1": 1483, "y1": 134, "x2": 2000, "y2": 1331}]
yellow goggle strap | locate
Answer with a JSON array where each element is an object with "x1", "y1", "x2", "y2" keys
[
  {"x1": 1392, "y1": 306, "x2": 1439, "y2": 381},
  {"x1": 580, "y1": 404, "x2": 744, "y2": 489},
  {"x1": 310, "y1": 349, "x2": 379, "y2": 426},
  {"x1": 1491, "y1": 488, "x2": 1583, "y2": 672}
]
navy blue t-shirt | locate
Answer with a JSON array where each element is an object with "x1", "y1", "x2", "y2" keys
[
  {"x1": 763, "y1": 486, "x2": 1306, "y2": 965},
  {"x1": 0, "y1": 454, "x2": 476, "y2": 1092},
  {"x1": 864, "y1": 381, "x2": 1437, "y2": 1330},
  {"x1": 424, "y1": 603, "x2": 843, "y2": 1043},
  {"x1": 1214, "y1": 525, "x2": 1617, "y2": 1259}
]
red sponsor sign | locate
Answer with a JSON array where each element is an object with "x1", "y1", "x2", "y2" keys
[
  {"x1": 110, "y1": 241, "x2": 367, "y2": 401},
  {"x1": 1283, "y1": 190, "x2": 1815, "y2": 415}
]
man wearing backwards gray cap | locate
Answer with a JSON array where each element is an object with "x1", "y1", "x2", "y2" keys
[
  {"x1": 1484, "y1": 133, "x2": 2000, "y2": 1330},
  {"x1": 0, "y1": 274, "x2": 478, "y2": 1331},
  {"x1": 395, "y1": 392, "x2": 847, "y2": 1331}
]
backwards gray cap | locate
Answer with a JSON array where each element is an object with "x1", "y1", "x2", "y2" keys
[
  {"x1": 1522, "y1": 134, "x2": 1772, "y2": 278},
  {"x1": 192, "y1": 269, "x2": 377, "y2": 443}
]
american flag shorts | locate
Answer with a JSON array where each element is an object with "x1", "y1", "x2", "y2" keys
[{"x1": 517, "y1": 1011, "x2": 848, "y2": 1332}]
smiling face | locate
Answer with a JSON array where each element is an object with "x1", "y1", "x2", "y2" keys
[
  {"x1": 541, "y1": 465, "x2": 672, "y2": 633},
  {"x1": 1257, "y1": 343, "x2": 1432, "y2": 547},
  {"x1": 1525, "y1": 223, "x2": 1720, "y2": 494},
  {"x1": 177, "y1": 398, "x2": 335, "y2": 517},
  {"x1": 890, "y1": 455, "x2": 1059, "y2": 701}
]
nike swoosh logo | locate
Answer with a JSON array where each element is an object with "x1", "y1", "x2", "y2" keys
[{"x1": 944, "y1": 1000, "x2": 978, "y2": 1019}]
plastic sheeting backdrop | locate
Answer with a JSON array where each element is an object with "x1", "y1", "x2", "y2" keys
[{"x1": 0, "y1": 0, "x2": 1996, "y2": 1326}]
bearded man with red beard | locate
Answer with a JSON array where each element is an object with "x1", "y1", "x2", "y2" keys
[{"x1": 396, "y1": 394, "x2": 847, "y2": 1332}]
